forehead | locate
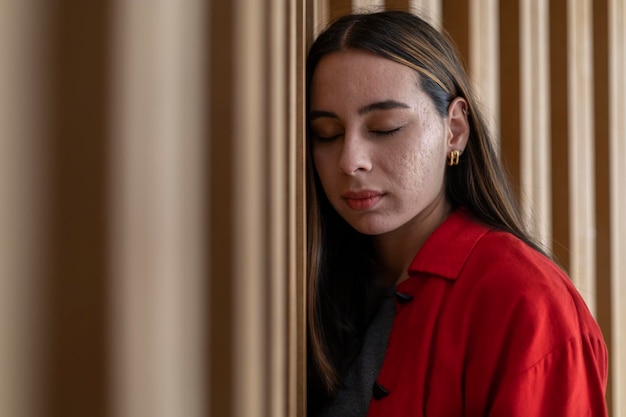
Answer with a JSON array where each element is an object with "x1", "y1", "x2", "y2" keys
[{"x1": 310, "y1": 49, "x2": 422, "y2": 109}]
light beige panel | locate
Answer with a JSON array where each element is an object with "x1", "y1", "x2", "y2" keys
[
  {"x1": 313, "y1": 0, "x2": 329, "y2": 36},
  {"x1": 409, "y1": 0, "x2": 442, "y2": 28},
  {"x1": 352, "y1": 0, "x2": 385, "y2": 11},
  {"x1": 520, "y1": 0, "x2": 551, "y2": 247},
  {"x1": 567, "y1": 0, "x2": 596, "y2": 314},
  {"x1": 232, "y1": 0, "x2": 268, "y2": 415},
  {"x1": 609, "y1": 0, "x2": 626, "y2": 414},
  {"x1": 469, "y1": 0, "x2": 499, "y2": 121},
  {"x1": 109, "y1": 1, "x2": 207, "y2": 416},
  {"x1": 469, "y1": 0, "x2": 499, "y2": 143},
  {"x1": 268, "y1": 0, "x2": 289, "y2": 412},
  {"x1": 0, "y1": 2, "x2": 47, "y2": 416}
]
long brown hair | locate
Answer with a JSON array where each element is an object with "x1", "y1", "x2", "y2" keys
[{"x1": 306, "y1": 10, "x2": 546, "y2": 401}]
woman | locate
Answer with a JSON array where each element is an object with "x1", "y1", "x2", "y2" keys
[{"x1": 306, "y1": 10, "x2": 608, "y2": 416}]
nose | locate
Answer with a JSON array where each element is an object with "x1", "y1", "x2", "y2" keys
[{"x1": 338, "y1": 132, "x2": 372, "y2": 175}]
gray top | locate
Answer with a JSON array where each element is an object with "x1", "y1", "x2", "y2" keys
[{"x1": 315, "y1": 292, "x2": 396, "y2": 417}]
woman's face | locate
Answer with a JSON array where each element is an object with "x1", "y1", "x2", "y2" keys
[{"x1": 310, "y1": 49, "x2": 453, "y2": 237}]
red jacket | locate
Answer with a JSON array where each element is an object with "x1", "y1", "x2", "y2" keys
[{"x1": 367, "y1": 208, "x2": 608, "y2": 416}]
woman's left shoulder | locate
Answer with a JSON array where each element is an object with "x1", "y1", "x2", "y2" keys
[
  {"x1": 457, "y1": 228, "x2": 603, "y2": 346},
  {"x1": 465, "y1": 229, "x2": 572, "y2": 298}
]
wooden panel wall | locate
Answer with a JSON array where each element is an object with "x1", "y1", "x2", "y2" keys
[
  {"x1": 315, "y1": 0, "x2": 624, "y2": 415},
  {"x1": 0, "y1": 0, "x2": 308, "y2": 416},
  {"x1": 204, "y1": 0, "x2": 308, "y2": 415}
]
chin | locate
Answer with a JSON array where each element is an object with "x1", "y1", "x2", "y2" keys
[{"x1": 347, "y1": 220, "x2": 391, "y2": 236}]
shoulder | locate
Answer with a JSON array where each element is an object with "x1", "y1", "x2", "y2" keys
[
  {"x1": 463, "y1": 229, "x2": 582, "y2": 319},
  {"x1": 412, "y1": 207, "x2": 604, "y2": 355},
  {"x1": 414, "y1": 209, "x2": 608, "y2": 413},
  {"x1": 462, "y1": 228, "x2": 595, "y2": 329},
  {"x1": 452, "y1": 227, "x2": 605, "y2": 371},
  {"x1": 431, "y1": 210, "x2": 581, "y2": 319},
  {"x1": 464, "y1": 228, "x2": 568, "y2": 298}
]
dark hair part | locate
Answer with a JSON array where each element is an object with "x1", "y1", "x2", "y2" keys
[{"x1": 306, "y1": 10, "x2": 547, "y2": 404}]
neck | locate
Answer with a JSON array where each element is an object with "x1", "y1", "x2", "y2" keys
[{"x1": 373, "y1": 196, "x2": 452, "y2": 287}]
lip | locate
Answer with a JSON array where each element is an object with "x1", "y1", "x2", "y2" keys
[{"x1": 341, "y1": 190, "x2": 384, "y2": 211}]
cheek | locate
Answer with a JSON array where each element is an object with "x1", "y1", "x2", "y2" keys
[
  {"x1": 391, "y1": 134, "x2": 445, "y2": 191},
  {"x1": 312, "y1": 147, "x2": 335, "y2": 187}
]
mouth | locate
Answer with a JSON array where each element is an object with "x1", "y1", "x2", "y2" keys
[{"x1": 341, "y1": 190, "x2": 384, "y2": 211}]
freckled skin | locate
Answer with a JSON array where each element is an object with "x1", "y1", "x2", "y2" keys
[{"x1": 310, "y1": 49, "x2": 451, "y2": 246}]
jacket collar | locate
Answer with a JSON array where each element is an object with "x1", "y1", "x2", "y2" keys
[{"x1": 406, "y1": 207, "x2": 489, "y2": 281}]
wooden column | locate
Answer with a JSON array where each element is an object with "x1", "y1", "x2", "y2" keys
[
  {"x1": 206, "y1": 1, "x2": 307, "y2": 416},
  {"x1": 520, "y1": 0, "x2": 552, "y2": 246},
  {"x1": 498, "y1": 0, "x2": 521, "y2": 194},
  {"x1": 549, "y1": 0, "x2": 571, "y2": 272},
  {"x1": 469, "y1": 0, "x2": 500, "y2": 143},
  {"x1": 386, "y1": 0, "x2": 411, "y2": 11},
  {"x1": 609, "y1": 0, "x2": 626, "y2": 414},
  {"x1": 329, "y1": 0, "x2": 352, "y2": 20},
  {"x1": 353, "y1": 0, "x2": 385, "y2": 11},
  {"x1": 567, "y1": 0, "x2": 596, "y2": 314},
  {"x1": 592, "y1": 0, "x2": 613, "y2": 412},
  {"x1": 292, "y1": 1, "x2": 309, "y2": 415},
  {"x1": 43, "y1": 1, "x2": 113, "y2": 415},
  {"x1": 407, "y1": 0, "x2": 442, "y2": 27},
  {"x1": 109, "y1": 1, "x2": 207, "y2": 416},
  {"x1": 0, "y1": 2, "x2": 47, "y2": 416}
]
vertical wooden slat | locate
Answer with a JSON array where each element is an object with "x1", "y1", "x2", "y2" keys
[
  {"x1": 442, "y1": 0, "x2": 470, "y2": 71},
  {"x1": 386, "y1": 0, "x2": 411, "y2": 11},
  {"x1": 352, "y1": 0, "x2": 385, "y2": 11},
  {"x1": 592, "y1": 0, "x2": 613, "y2": 413},
  {"x1": 276, "y1": 0, "x2": 312, "y2": 416},
  {"x1": 468, "y1": 0, "x2": 500, "y2": 142},
  {"x1": 0, "y1": 2, "x2": 47, "y2": 416},
  {"x1": 207, "y1": 0, "x2": 235, "y2": 415},
  {"x1": 232, "y1": 1, "x2": 268, "y2": 415},
  {"x1": 43, "y1": 1, "x2": 112, "y2": 415},
  {"x1": 609, "y1": 0, "x2": 626, "y2": 414},
  {"x1": 567, "y1": 0, "x2": 596, "y2": 314},
  {"x1": 289, "y1": 0, "x2": 309, "y2": 416},
  {"x1": 499, "y1": 0, "x2": 521, "y2": 193},
  {"x1": 268, "y1": 0, "x2": 288, "y2": 415},
  {"x1": 329, "y1": 0, "x2": 352, "y2": 20},
  {"x1": 425, "y1": 0, "x2": 442, "y2": 26},
  {"x1": 299, "y1": 3, "x2": 314, "y2": 416},
  {"x1": 312, "y1": 0, "x2": 329, "y2": 36},
  {"x1": 109, "y1": 1, "x2": 207, "y2": 416},
  {"x1": 549, "y1": 0, "x2": 571, "y2": 272},
  {"x1": 520, "y1": 0, "x2": 551, "y2": 246},
  {"x1": 407, "y1": 0, "x2": 441, "y2": 27}
]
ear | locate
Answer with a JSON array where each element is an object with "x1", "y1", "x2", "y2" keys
[{"x1": 445, "y1": 97, "x2": 470, "y2": 154}]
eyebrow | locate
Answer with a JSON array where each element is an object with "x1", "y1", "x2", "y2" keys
[{"x1": 309, "y1": 100, "x2": 411, "y2": 121}]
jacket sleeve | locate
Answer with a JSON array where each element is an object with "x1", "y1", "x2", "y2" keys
[{"x1": 488, "y1": 332, "x2": 608, "y2": 417}]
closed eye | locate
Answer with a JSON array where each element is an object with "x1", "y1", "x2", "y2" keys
[
  {"x1": 371, "y1": 127, "x2": 402, "y2": 137},
  {"x1": 312, "y1": 133, "x2": 343, "y2": 143}
]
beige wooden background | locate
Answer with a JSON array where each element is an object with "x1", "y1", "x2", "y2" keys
[{"x1": 0, "y1": 0, "x2": 623, "y2": 416}]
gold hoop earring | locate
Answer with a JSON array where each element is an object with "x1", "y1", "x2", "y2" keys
[{"x1": 448, "y1": 150, "x2": 461, "y2": 166}]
